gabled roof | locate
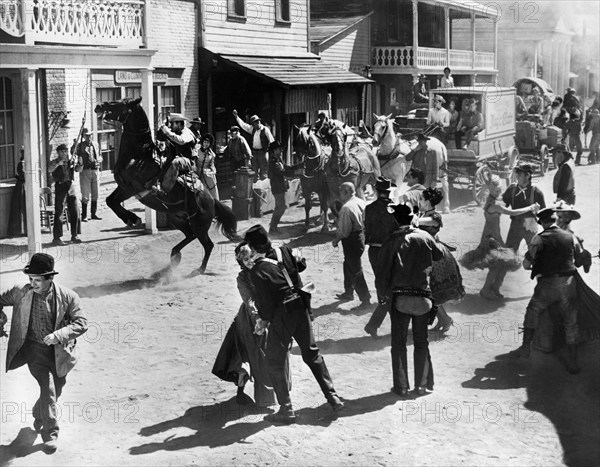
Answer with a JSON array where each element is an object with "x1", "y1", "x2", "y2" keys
[{"x1": 310, "y1": 14, "x2": 373, "y2": 45}]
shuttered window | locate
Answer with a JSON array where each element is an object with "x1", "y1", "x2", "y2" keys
[{"x1": 0, "y1": 77, "x2": 16, "y2": 181}]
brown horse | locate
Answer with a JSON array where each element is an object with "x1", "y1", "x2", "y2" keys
[
  {"x1": 325, "y1": 123, "x2": 381, "y2": 215},
  {"x1": 293, "y1": 125, "x2": 330, "y2": 231},
  {"x1": 94, "y1": 97, "x2": 237, "y2": 274}
]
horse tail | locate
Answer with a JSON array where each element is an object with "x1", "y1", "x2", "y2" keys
[{"x1": 214, "y1": 200, "x2": 239, "y2": 241}]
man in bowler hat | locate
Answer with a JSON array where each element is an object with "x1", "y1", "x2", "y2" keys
[
  {"x1": 0, "y1": 253, "x2": 88, "y2": 453},
  {"x1": 245, "y1": 225, "x2": 344, "y2": 423}
]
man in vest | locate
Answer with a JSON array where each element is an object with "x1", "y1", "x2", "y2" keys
[
  {"x1": 511, "y1": 208, "x2": 583, "y2": 375},
  {"x1": 426, "y1": 95, "x2": 450, "y2": 144},
  {"x1": 225, "y1": 125, "x2": 252, "y2": 171},
  {"x1": 158, "y1": 113, "x2": 197, "y2": 194},
  {"x1": 72, "y1": 128, "x2": 102, "y2": 221},
  {"x1": 233, "y1": 110, "x2": 274, "y2": 180},
  {"x1": 491, "y1": 163, "x2": 547, "y2": 295}
]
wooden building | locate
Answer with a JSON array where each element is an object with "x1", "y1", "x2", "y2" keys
[
  {"x1": 197, "y1": 0, "x2": 372, "y2": 195},
  {"x1": 312, "y1": 0, "x2": 499, "y2": 115},
  {"x1": 0, "y1": 0, "x2": 201, "y2": 246}
]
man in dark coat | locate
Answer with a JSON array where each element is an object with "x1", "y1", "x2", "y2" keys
[
  {"x1": 364, "y1": 177, "x2": 398, "y2": 337},
  {"x1": 246, "y1": 225, "x2": 344, "y2": 423},
  {"x1": 553, "y1": 144, "x2": 576, "y2": 204}
]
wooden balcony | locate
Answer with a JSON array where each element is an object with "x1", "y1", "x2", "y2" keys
[
  {"x1": 372, "y1": 46, "x2": 495, "y2": 72},
  {"x1": 0, "y1": 0, "x2": 145, "y2": 47}
]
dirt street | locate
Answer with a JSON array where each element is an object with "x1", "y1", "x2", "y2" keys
[{"x1": 1, "y1": 165, "x2": 599, "y2": 467}]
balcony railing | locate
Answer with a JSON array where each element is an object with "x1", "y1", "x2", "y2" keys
[
  {"x1": 0, "y1": 0, "x2": 145, "y2": 47},
  {"x1": 372, "y1": 46, "x2": 495, "y2": 71}
]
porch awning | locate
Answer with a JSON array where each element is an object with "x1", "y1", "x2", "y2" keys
[
  {"x1": 421, "y1": 0, "x2": 500, "y2": 18},
  {"x1": 213, "y1": 52, "x2": 373, "y2": 88}
]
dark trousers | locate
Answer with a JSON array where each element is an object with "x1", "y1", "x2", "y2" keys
[
  {"x1": 53, "y1": 182, "x2": 81, "y2": 240},
  {"x1": 341, "y1": 231, "x2": 371, "y2": 301},
  {"x1": 366, "y1": 246, "x2": 389, "y2": 329},
  {"x1": 390, "y1": 298, "x2": 434, "y2": 391},
  {"x1": 270, "y1": 192, "x2": 287, "y2": 230},
  {"x1": 266, "y1": 309, "x2": 337, "y2": 408},
  {"x1": 23, "y1": 341, "x2": 66, "y2": 441},
  {"x1": 570, "y1": 134, "x2": 583, "y2": 164}
]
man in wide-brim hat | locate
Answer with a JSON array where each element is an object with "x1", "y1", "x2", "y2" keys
[
  {"x1": 488, "y1": 161, "x2": 546, "y2": 299},
  {"x1": 233, "y1": 109, "x2": 275, "y2": 180},
  {"x1": 364, "y1": 177, "x2": 398, "y2": 337},
  {"x1": 456, "y1": 98, "x2": 483, "y2": 150},
  {"x1": 375, "y1": 202, "x2": 443, "y2": 397},
  {"x1": 158, "y1": 112, "x2": 197, "y2": 195},
  {"x1": 514, "y1": 207, "x2": 584, "y2": 374},
  {"x1": 0, "y1": 253, "x2": 88, "y2": 454}
]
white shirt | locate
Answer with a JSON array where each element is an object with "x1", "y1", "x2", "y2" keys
[
  {"x1": 427, "y1": 107, "x2": 450, "y2": 128},
  {"x1": 441, "y1": 76, "x2": 454, "y2": 88}
]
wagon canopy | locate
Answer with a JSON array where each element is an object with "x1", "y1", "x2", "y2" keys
[{"x1": 513, "y1": 77, "x2": 556, "y2": 103}]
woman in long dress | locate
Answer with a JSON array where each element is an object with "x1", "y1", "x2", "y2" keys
[
  {"x1": 195, "y1": 133, "x2": 220, "y2": 200},
  {"x1": 212, "y1": 242, "x2": 291, "y2": 407},
  {"x1": 459, "y1": 174, "x2": 539, "y2": 300},
  {"x1": 7, "y1": 151, "x2": 26, "y2": 236},
  {"x1": 419, "y1": 212, "x2": 464, "y2": 334}
]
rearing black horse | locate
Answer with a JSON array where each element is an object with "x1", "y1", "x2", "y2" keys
[{"x1": 94, "y1": 97, "x2": 237, "y2": 274}]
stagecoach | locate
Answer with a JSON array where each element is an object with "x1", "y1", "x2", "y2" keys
[{"x1": 430, "y1": 86, "x2": 520, "y2": 205}]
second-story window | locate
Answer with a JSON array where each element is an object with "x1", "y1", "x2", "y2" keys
[
  {"x1": 228, "y1": 0, "x2": 246, "y2": 20},
  {"x1": 275, "y1": 0, "x2": 291, "y2": 23}
]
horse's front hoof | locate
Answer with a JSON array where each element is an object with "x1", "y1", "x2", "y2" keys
[{"x1": 170, "y1": 252, "x2": 182, "y2": 268}]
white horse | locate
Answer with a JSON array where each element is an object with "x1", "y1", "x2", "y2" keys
[{"x1": 372, "y1": 114, "x2": 451, "y2": 212}]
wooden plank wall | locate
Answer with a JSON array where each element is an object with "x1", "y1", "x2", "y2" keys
[
  {"x1": 284, "y1": 88, "x2": 328, "y2": 114},
  {"x1": 203, "y1": 0, "x2": 309, "y2": 55},
  {"x1": 319, "y1": 19, "x2": 371, "y2": 74}
]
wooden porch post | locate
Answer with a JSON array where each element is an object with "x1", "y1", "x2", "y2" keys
[
  {"x1": 493, "y1": 17, "x2": 498, "y2": 70},
  {"x1": 471, "y1": 11, "x2": 476, "y2": 70},
  {"x1": 21, "y1": 68, "x2": 42, "y2": 258},
  {"x1": 412, "y1": 0, "x2": 419, "y2": 67},
  {"x1": 141, "y1": 68, "x2": 157, "y2": 234},
  {"x1": 445, "y1": 7, "x2": 450, "y2": 68}
]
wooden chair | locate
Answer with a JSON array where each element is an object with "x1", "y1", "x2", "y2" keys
[{"x1": 39, "y1": 187, "x2": 69, "y2": 232}]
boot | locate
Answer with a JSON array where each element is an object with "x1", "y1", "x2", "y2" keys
[
  {"x1": 510, "y1": 328, "x2": 534, "y2": 358},
  {"x1": 91, "y1": 201, "x2": 102, "y2": 220},
  {"x1": 81, "y1": 202, "x2": 88, "y2": 222}
]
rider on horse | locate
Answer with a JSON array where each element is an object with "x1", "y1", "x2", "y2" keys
[{"x1": 157, "y1": 113, "x2": 197, "y2": 195}]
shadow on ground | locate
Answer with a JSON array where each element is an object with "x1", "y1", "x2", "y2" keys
[
  {"x1": 129, "y1": 392, "x2": 400, "y2": 455},
  {"x1": 463, "y1": 342, "x2": 600, "y2": 466},
  {"x1": 0, "y1": 428, "x2": 42, "y2": 467}
]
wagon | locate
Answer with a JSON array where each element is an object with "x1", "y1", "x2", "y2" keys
[{"x1": 430, "y1": 86, "x2": 520, "y2": 205}]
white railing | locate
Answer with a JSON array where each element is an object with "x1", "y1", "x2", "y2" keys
[
  {"x1": 0, "y1": 0, "x2": 23, "y2": 36},
  {"x1": 0, "y1": 0, "x2": 145, "y2": 47},
  {"x1": 474, "y1": 51, "x2": 495, "y2": 69},
  {"x1": 416, "y1": 47, "x2": 447, "y2": 68},
  {"x1": 372, "y1": 46, "x2": 414, "y2": 68},
  {"x1": 449, "y1": 49, "x2": 471, "y2": 68},
  {"x1": 372, "y1": 46, "x2": 496, "y2": 71}
]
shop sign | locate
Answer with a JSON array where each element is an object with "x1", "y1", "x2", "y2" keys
[{"x1": 115, "y1": 71, "x2": 169, "y2": 84}]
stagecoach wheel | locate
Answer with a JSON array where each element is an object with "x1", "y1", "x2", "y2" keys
[
  {"x1": 473, "y1": 165, "x2": 492, "y2": 206},
  {"x1": 506, "y1": 147, "x2": 520, "y2": 185},
  {"x1": 539, "y1": 145, "x2": 549, "y2": 176}
]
